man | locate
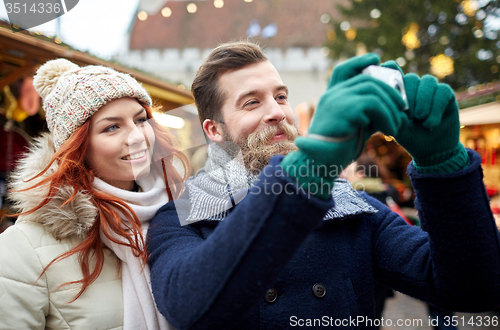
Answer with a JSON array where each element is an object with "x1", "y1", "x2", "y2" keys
[{"x1": 147, "y1": 41, "x2": 500, "y2": 330}]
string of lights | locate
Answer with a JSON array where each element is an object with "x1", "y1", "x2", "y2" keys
[{"x1": 137, "y1": 0, "x2": 254, "y2": 21}]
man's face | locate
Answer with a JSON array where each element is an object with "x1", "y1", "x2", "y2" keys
[
  {"x1": 218, "y1": 60, "x2": 296, "y2": 143},
  {"x1": 213, "y1": 60, "x2": 299, "y2": 172}
]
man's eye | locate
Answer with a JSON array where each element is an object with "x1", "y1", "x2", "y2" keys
[
  {"x1": 277, "y1": 95, "x2": 287, "y2": 101},
  {"x1": 245, "y1": 100, "x2": 259, "y2": 107}
]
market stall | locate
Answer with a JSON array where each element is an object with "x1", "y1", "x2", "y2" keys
[{"x1": 459, "y1": 101, "x2": 500, "y2": 196}]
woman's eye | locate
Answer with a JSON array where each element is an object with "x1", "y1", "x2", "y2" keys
[
  {"x1": 136, "y1": 117, "x2": 148, "y2": 125},
  {"x1": 103, "y1": 124, "x2": 118, "y2": 133}
]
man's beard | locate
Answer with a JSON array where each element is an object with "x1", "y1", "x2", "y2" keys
[{"x1": 221, "y1": 121, "x2": 300, "y2": 174}]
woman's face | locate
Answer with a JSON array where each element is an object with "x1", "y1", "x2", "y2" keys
[{"x1": 86, "y1": 97, "x2": 155, "y2": 191}]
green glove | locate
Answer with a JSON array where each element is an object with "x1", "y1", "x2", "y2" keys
[
  {"x1": 327, "y1": 52, "x2": 381, "y2": 87},
  {"x1": 281, "y1": 55, "x2": 407, "y2": 200},
  {"x1": 381, "y1": 61, "x2": 469, "y2": 174}
]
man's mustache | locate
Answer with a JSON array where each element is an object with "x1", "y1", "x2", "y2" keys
[{"x1": 247, "y1": 121, "x2": 300, "y2": 148}]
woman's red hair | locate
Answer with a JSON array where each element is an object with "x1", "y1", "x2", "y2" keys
[{"x1": 13, "y1": 104, "x2": 190, "y2": 301}]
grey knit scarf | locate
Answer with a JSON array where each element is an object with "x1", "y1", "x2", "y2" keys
[
  {"x1": 180, "y1": 142, "x2": 258, "y2": 224},
  {"x1": 180, "y1": 142, "x2": 376, "y2": 225}
]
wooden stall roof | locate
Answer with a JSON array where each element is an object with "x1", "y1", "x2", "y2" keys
[
  {"x1": 459, "y1": 102, "x2": 500, "y2": 126},
  {"x1": 0, "y1": 21, "x2": 194, "y2": 106}
]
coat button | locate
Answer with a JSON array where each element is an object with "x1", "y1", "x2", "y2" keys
[
  {"x1": 264, "y1": 288, "x2": 278, "y2": 303},
  {"x1": 312, "y1": 283, "x2": 326, "y2": 298}
]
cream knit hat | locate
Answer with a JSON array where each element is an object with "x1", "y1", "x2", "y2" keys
[{"x1": 33, "y1": 58, "x2": 152, "y2": 149}]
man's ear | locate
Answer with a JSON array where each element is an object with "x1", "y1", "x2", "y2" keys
[{"x1": 203, "y1": 119, "x2": 224, "y2": 143}]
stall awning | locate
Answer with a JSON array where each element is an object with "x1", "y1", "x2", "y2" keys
[
  {"x1": 460, "y1": 102, "x2": 500, "y2": 126},
  {"x1": 0, "y1": 23, "x2": 194, "y2": 107}
]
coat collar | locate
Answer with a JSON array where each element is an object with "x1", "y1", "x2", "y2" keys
[
  {"x1": 8, "y1": 133, "x2": 97, "y2": 240},
  {"x1": 323, "y1": 178, "x2": 377, "y2": 221}
]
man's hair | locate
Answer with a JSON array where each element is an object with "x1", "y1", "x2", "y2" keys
[{"x1": 191, "y1": 41, "x2": 267, "y2": 123}]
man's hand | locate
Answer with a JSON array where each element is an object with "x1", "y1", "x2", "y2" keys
[
  {"x1": 381, "y1": 61, "x2": 469, "y2": 173},
  {"x1": 301, "y1": 73, "x2": 407, "y2": 166},
  {"x1": 281, "y1": 54, "x2": 407, "y2": 199},
  {"x1": 327, "y1": 52, "x2": 381, "y2": 88}
]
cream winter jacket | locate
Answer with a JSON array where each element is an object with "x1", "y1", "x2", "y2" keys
[{"x1": 0, "y1": 133, "x2": 123, "y2": 330}]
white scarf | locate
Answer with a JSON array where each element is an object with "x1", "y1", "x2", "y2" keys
[{"x1": 94, "y1": 172, "x2": 173, "y2": 330}]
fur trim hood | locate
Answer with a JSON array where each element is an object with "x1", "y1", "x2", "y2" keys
[{"x1": 8, "y1": 132, "x2": 97, "y2": 240}]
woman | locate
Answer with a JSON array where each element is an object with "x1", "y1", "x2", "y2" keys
[{"x1": 0, "y1": 59, "x2": 189, "y2": 329}]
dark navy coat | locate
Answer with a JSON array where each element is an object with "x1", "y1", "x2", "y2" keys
[{"x1": 147, "y1": 150, "x2": 500, "y2": 330}]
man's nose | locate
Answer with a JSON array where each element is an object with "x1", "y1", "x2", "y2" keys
[{"x1": 264, "y1": 99, "x2": 286, "y2": 124}]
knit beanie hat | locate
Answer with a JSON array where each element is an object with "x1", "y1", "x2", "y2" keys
[{"x1": 33, "y1": 58, "x2": 152, "y2": 149}]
